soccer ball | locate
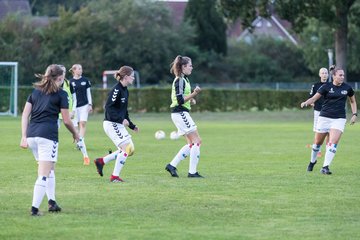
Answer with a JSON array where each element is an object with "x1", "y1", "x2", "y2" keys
[
  {"x1": 155, "y1": 130, "x2": 166, "y2": 140},
  {"x1": 170, "y1": 131, "x2": 180, "y2": 140}
]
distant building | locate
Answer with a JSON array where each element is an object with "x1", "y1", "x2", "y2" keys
[
  {"x1": 162, "y1": 0, "x2": 187, "y2": 25},
  {"x1": 0, "y1": 0, "x2": 31, "y2": 20},
  {"x1": 235, "y1": 15, "x2": 298, "y2": 45},
  {"x1": 162, "y1": 0, "x2": 298, "y2": 45},
  {"x1": 0, "y1": 0, "x2": 51, "y2": 27}
]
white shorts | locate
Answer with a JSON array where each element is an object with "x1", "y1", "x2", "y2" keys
[
  {"x1": 103, "y1": 121, "x2": 132, "y2": 147},
  {"x1": 313, "y1": 110, "x2": 320, "y2": 132},
  {"x1": 315, "y1": 116, "x2": 346, "y2": 133},
  {"x1": 171, "y1": 112, "x2": 197, "y2": 136},
  {"x1": 75, "y1": 105, "x2": 89, "y2": 123},
  {"x1": 27, "y1": 137, "x2": 59, "y2": 162}
]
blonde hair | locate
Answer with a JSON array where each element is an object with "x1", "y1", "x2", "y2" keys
[
  {"x1": 318, "y1": 67, "x2": 328, "y2": 74},
  {"x1": 33, "y1": 64, "x2": 63, "y2": 94},
  {"x1": 69, "y1": 64, "x2": 82, "y2": 76},
  {"x1": 114, "y1": 66, "x2": 134, "y2": 81},
  {"x1": 170, "y1": 55, "x2": 191, "y2": 77}
]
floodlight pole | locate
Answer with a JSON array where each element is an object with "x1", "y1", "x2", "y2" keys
[
  {"x1": 135, "y1": 71, "x2": 140, "y2": 88},
  {"x1": 327, "y1": 49, "x2": 334, "y2": 82}
]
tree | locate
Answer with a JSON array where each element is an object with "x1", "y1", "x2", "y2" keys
[
  {"x1": 218, "y1": 0, "x2": 358, "y2": 79},
  {"x1": 0, "y1": 0, "x2": 198, "y2": 85},
  {"x1": 35, "y1": 0, "x2": 198, "y2": 84},
  {"x1": 223, "y1": 38, "x2": 310, "y2": 83},
  {"x1": 218, "y1": 0, "x2": 270, "y2": 28},
  {"x1": 0, "y1": 13, "x2": 44, "y2": 84},
  {"x1": 296, "y1": 19, "x2": 334, "y2": 73},
  {"x1": 275, "y1": 0, "x2": 357, "y2": 79},
  {"x1": 29, "y1": 0, "x2": 92, "y2": 16},
  {"x1": 184, "y1": 0, "x2": 227, "y2": 55}
]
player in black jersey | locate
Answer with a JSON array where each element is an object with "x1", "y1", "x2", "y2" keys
[
  {"x1": 94, "y1": 66, "x2": 139, "y2": 182},
  {"x1": 307, "y1": 67, "x2": 329, "y2": 157},
  {"x1": 69, "y1": 64, "x2": 92, "y2": 165},
  {"x1": 20, "y1": 64, "x2": 79, "y2": 216},
  {"x1": 301, "y1": 67, "x2": 357, "y2": 174}
]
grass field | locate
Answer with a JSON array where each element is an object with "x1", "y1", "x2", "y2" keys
[{"x1": 1, "y1": 111, "x2": 360, "y2": 240}]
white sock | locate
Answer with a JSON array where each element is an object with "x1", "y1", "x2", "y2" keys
[
  {"x1": 112, "y1": 151, "x2": 128, "y2": 176},
  {"x1": 310, "y1": 144, "x2": 321, "y2": 163},
  {"x1": 170, "y1": 144, "x2": 191, "y2": 167},
  {"x1": 32, "y1": 176, "x2": 47, "y2": 208},
  {"x1": 46, "y1": 170, "x2": 55, "y2": 201},
  {"x1": 77, "y1": 137, "x2": 88, "y2": 157},
  {"x1": 103, "y1": 149, "x2": 121, "y2": 164},
  {"x1": 189, "y1": 143, "x2": 200, "y2": 174},
  {"x1": 323, "y1": 143, "x2": 337, "y2": 167}
]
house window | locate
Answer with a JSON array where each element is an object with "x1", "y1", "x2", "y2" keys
[{"x1": 244, "y1": 36, "x2": 252, "y2": 44}]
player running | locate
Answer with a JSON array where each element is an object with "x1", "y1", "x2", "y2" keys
[
  {"x1": 301, "y1": 66, "x2": 357, "y2": 174},
  {"x1": 94, "y1": 66, "x2": 139, "y2": 182},
  {"x1": 69, "y1": 64, "x2": 92, "y2": 165},
  {"x1": 165, "y1": 55, "x2": 204, "y2": 178}
]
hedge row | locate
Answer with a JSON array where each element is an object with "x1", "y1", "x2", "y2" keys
[{"x1": 10, "y1": 87, "x2": 320, "y2": 114}]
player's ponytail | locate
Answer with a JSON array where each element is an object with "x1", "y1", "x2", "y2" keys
[
  {"x1": 170, "y1": 55, "x2": 191, "y2": 77},
  {"x1": 329, "y1": 65, "x2": 342, "y2": 76},
  {"x1": 114, "y1": 66, "x2": 134, "y2": 81},
  {"x1": 329, "y1": 65, "x2": 335, "y2": 71},
  {"x1": 69, "y1": 64, "x2": 82, "y2": 77},
  {"x1": 34, "y1": 64, "x2": 63, "y2": 94}
]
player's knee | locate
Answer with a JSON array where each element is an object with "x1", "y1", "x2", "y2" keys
[
  {"x1": 312, "y1": 144, "x2": 321, "y2": 152},
  {"x1": 328, "y1": 143, "x2": 337, "y2": 154},
  {"x1": 125, "y1": 140, "x2": 135, "y2": 156},
  {"x1": 192, "y1": 139, "x2": 201, "y2": 146}
]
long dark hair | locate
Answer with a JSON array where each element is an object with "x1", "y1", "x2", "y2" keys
[
  {"x1": 170, "y1": 55, "x2": 191, "y2": 77},
  {"x1": 114, "y1": 66, "x2": 134, "y2": 81},
  {"x1": 33, "y1": 64, "x2": 63, "y2": 94}
]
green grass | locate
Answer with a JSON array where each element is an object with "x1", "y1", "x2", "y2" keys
[{"x1": 1, "y1": 111, "x2": 360, "y2": 240}]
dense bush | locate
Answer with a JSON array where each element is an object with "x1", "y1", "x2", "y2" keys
[
  {"x1": 0, "y1": 1, "x2": 316, "y2": 87},
  {"x1": 221, "y1": 39, "x2": 312, "y2": 83},
  {"x1": 0, "y1": 0, "x2": 198, "y2": 86},
  {"x1": 17, "y1": 86, "x2": 351, "y2": 114},
  {"x1": 3, "y1": 1, "x2": 360, "y2": 88}
]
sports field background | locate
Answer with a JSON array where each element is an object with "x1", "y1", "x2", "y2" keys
[{"x1": 1, "y1": 111, "x2": 359, "y2": 240}]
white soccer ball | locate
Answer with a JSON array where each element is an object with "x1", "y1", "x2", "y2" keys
[
  {"x1": 170, "y1": 131, "x2": 180, "y2": 140},
  {"x1": 155, "y1": 130, "x2": 166, "y2": 140}
]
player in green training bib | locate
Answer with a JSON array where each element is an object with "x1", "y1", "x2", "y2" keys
[
  {"x1": 58, "y1": 65, "x2": 75, "y2": 126},
  {"x1": 165, "y1": 55, "x2": 204, "y2": 178}
]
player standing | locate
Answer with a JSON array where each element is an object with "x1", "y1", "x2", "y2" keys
[
  {"x1": 58, "y1": 65, "x2": 75, "y2": 127},
  {"x1": 20, "y1": 64, "x2": 79, "y2": 216},
  {"x1": 307, "y1": 67, "x2": 329, "y2": 157},
  {"x1": 69, "y1": 64, "x2": 92, "y2": 165}
]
